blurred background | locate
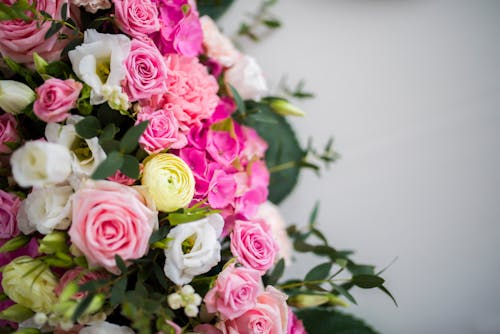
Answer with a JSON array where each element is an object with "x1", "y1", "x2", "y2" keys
[{"x1": 220, "y1": 1, "x2": 500, "y2": 333}]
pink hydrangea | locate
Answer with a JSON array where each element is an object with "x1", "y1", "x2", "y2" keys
[
  {"x1": 153, "y1": 0, "x2": 203, "y2": 57},
  {"x1": 113, "y1": 0, "x2": 161, "y2": 39},
  {"x1": 123, "y1": 39, "x2": 168, "y2": 102},
  {"x1": 55, "y1": 267, "x2": 109, "y2": 299},
  {"x1": 0, "y1": 113, "x2": 19, "y2": 154},
  {"x1": 287, "y1": 308, "x2": 308, "y2": 334},
  {"x1": 0, "y1": 190, "x2": 21, "y2": 239},
  {"x1": 0, "y1": 0, "x2": 73, "y2": 66},
  {"x1": 137, "y1": 105, "x2": 187, "y2": 153}
]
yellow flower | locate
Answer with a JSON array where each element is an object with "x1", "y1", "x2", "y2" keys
[
  {"x1": 141, "y1": 153, "x2": 195, "y2": 212},
  {"x1": 2, "y1": 256, "x2": 58, "y2": 313}
]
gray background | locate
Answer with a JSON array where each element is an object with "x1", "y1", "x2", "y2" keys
[{"x1": 220, "y1": 1, "x2": 500, "y2": 333}]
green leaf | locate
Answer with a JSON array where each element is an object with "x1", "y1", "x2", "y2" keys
[
  {"x1": 99, "y1": 139, "x2": 121, "y2": 154},
  {"x1": 0, "y1": 304, "x2": 34, "y2": 323},
  {"x1": 296, "y1": 308, "x2": 380, "y2": 334},
  {"x1": 45, "y1": 61, "x2": 71, "y2": 78},
  {"x1": 265, "y1": 258, "x2": 285, "y2": 286},
  {"x1": 71, "y1": 293, "x2": 94, "y2": 322},
  {"x1": 229, "y1": 84, "x2": 246, "y2": 115},
  {"x1": 75, "y1": 116, "x2": 101, "y2": 139},
  {"x1": 308, "y1": 202, "x2": 319, "y2": 227},
  {"x1": 149, "y1": 224, "x2": 170, "y2": 245},
  {"x1": 379, "y1": 285, "x2": 398, "y2": 307},
  {"x1": 330, "y1": 282, "x2": 357, "y2": 305},
  {"x1": 0, "y1": 235, "x2": 30, "y2": 253},
  {"x1": 3, "y1": 56, "x2": 38, "y2": 88},
  {"x1": 45, "y1": 21, "x2": 63, "y2": 39},
  {"x1": 12, "y1": 329, "x2": 41, "y2": 334},
  {"x1": 91, "y1": 151, "x2": 123, "y2": 180},
  {"x1": 305, "y1": 262, "x2": 332, "y2": 282},
  {"x1": 60, "y1": 2, "x2": 68, "y2": 20},
  {"x1": 152, "y1": 262, "x2": 169, "y2": 290},
  {"x1": 197, "y1": 0, "x2": 234, "y2": 20},
  {"x1": 352, "y1": 275, "x2": 385, "y2": 289},
  {"x1": 120, "y1": 154, "x2": 140, "y2": 179},
  {"x1": 263, "y1": 19, "x2": 281, "y2": 29},
  {"x1": 115, "y1": 254, "x2": 127, "y2": 274},
  {"x1": 100, "y1": 123, "x2": 119, "y2": 141},
  {"x1": 240, "y1": 104, "x2": 304, "y2": 204},
  {"x1": 110, "y1": 276, "x2": 127, "y2": 306},
  {"x1": 119, "y1": 121, "x2": 148, "y2": 154}
]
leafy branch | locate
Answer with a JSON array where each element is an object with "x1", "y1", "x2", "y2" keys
[{"x1": 237, "y1": 0, "x2": 281, "y2": 42}]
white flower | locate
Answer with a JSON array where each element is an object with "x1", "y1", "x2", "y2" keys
[
  {"x1": 10, "y1": 141, "x2": 72, "y2": 188},
  {"x1": 80, "y1": 321, "x2": 134, "y2": 334},
  {"x1": 0, "y1": 80, "x2": 36, "y2": 115},
  {"x1": 257, "y1": 201, "x2": 293, "y2": 265},
  {"x1": 70, "y1": 0, "x2": 111, "y2": 14},
  {"x1": 45, "y1": 116, "x2": 106, "y2": 189},
  {"x1": 164, "y1": 214, "x2": 224, "y2": 285},
  {"x1": 68, "y1": 29, "x2": 130, "y2": 106},
  {"x1": 200, "y1": 16, "x2": 240, "y2": 67},
  {"x1": 225, "y1": 55, "x2": 268, "y2": 101},
  {"x1": 17, "y1": 185, "x2": 73, "y2": 234}
]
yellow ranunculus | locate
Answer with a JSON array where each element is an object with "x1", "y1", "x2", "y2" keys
[
  {"x1": 2, "y1": 256, "x2": 58, "y2": 313},
  {"x1": 141, "y1": 153, "x2": 195, "y2": 212}
]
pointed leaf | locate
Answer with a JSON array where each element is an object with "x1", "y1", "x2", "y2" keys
[
  {"x1": 305, "y1": 262, "x2": 332, "y2": 282},
  {"x1": 352, "y1": 274, "x2": 385, "y2": 289},
  {"x1": 75, "y1": 116, "x2": 101, "y2": 139},
  {"x1": 120, "y1": 154, "x2": 140, "y2": 179},
  {"x1": 110, "y1": 276, "x2": 127, "y2": 306},
  {"x1": 91, "y1": 152, "x2": 123, "y2": 180},
  {"x1": 119, "y1": 121, "x2": 148, "y2": 154}
]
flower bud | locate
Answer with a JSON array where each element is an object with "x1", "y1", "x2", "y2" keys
[
  {"x1": 33, "y1": 53, "x2": 48, "y2": 75},
  {"x1": 58, "y1": 281, "x2": 79, "y2": 302},
  {"x1": 0, "y1": 80, "x2": 36, "y2": 115},
  {"x1": 184, "y1": 304, "x2": 199, "y2": 318},
  {"x1": 0, "y1": 235, "x2": 30, "y2": 253},
  {"x1": 34, "y1": 312, "x2": 48, "y2": 326},
  {"x1": 269, "y1": 99, "x2": 305, "y2": 117},
  {"x1": 44, "y1": 252, "x2": 74, "y2": 268},
  {"x1": 288, "y1": 294, "x2": 330, "y2": 308},
  {"x1": 167, "y1": 292, "x2": 182, "y2": 310},
  {"x1": 0, "y1": 303, "x2": 34, "y2": 323},
  {"x1": 84, "y1": 293, "x2": 106, "y2": 315},
  {"x1": 38, "y1": 231, "x2": 69, "y2": 254}
]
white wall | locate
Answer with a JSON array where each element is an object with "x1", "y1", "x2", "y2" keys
[{"x1": 220, "y1": 1, "x2": 500, "y2": 333}]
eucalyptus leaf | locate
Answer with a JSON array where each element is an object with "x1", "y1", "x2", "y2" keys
[
  {"x1": 120, "y1": 121, "x2": 148, "y2": 154},
  {"x1": 296, "y1": 308, "x2": 379, "y2": 334},
  {"x1": 110, "y1": 276, "x2": 127, "y2": 306},
  {"x1": 305, "y1": 262, "x2": 332, "y2": 282},
  {"x1": 352, "y1": 274, "x2": 385, "y2": 289},
  {"x1": 75, "y1": 116, "x2": 101, "y2": 139},
  {"x1": 197, "y1": 0, "x2": 234, "y2": 20},
  {"x1": 120, "y1": 154, "x2": 140, "y2": 179},
  {"x1": 91, "y1": 151, "x2": 123, "y2": 180}
]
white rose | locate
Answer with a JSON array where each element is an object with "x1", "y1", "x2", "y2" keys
[
  {"x1": 80, "y1": 321, "x2": 134, "y2": 334},
  {"x1": 10, "y1": 141, "x2": 72, "y2": 188},
  {"x1": 17, "y1": 185, "x2": 73, "y2": 234},
  {"x1": 46, "y1": 116, "x2": 106, "y2": 189},
  {"x1": 200, "y1": 16, "x2": 240, "y2": 67},
  {"x1": 68, "y1": 29, "x2": 130, "y2": 107},
  {"x1": 164, "y1": 214, "x2": 224, "y2": 285},
  {"x1": 225, "y1": 55, "x2": 268, "y2": 101},
  {"x1": 257, "y1": 201, "x2": 293, "y2": 265}
]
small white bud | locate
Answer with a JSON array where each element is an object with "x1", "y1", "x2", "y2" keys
[
  {"x1": 34, "y1": 312, "x2": 48, "y2": 326},
  {"x1": 192, "y1": 293, "x2": 202, "y2": 306},
  {"x1": 167, "y1": 293, "x2": 183, "y2": 310},
  {"x1": 180, "y1": 285, "x2": 195, "y2": 296},
  {"x1": 184, "y1": 304, "x2": 199, "y2": 318}
]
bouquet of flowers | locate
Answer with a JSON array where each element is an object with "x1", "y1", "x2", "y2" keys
[{"x1": 0, "y1": 0, "x2": 394, "y2": 333}]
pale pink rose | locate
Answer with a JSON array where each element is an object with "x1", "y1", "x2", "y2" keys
[
  {"x1": 230, "y1": 219, "x2": 278, "y2": 273},
  {"x1": 153, "y1": 0, "x2": 203, "y2": 57},
  {"x1": 123, "y1": 39, "x2": 168, "y2": 102},
  {"x1": 54, "y1": 267, "x2": 109, "y2": 299},
  {"x1": 0, "y1": 0, "x2": 73, "y2": 66},
  {"x1": 257, "y1": 202, "x2": 292, "y2": 265},
  {"x1": 33, "y1": 78, "x2": 82, "y2": 123},
  {"x1": 200, "y1": 16, "x2": 240, "y2": 67},
  {"x1": 204, "y1": 263, "x2": 262, "y2": 320},
  {"x1": 71, "y1": 0, "x2": 111, "y2": 13},
  {"x1": 68, "y1": 180, "x2": 158, "y2": 274},
  {"x1": 162, "y1": 54, "x2": 219, "y2": 128},
  {"x1": 0, "y1": 190, "x2": 20, "y2": 239},
  {"x1": 107, "y1": 169, "x2": 137, "y2": 186},
  {"x1": 287, "y1": 308, "x2": 307, "y2": 334},
  {"x1": 218, "y1": 287, "x2": 288, "y2": 334},
  {"x1": 137, "y1": 106, "x2": 187, "y2": 153},
  {"x1": 113, "y1": 0, "x2": 160, "y2": 38},
  {"x1": 0, "y1": 113, "x2": 19, "y2": 154},
  {"x1": 194, "y1": 324, "x2": 222, "y2": 334}
]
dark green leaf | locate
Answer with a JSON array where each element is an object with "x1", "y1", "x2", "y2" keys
[
  {"x1": 229, "y1": 85, "x2": 246, "y2": 115},
  {"x1": 45, "y1": 61, "x2": 71, "y2": 78},
  {"x1": 265, "y1": 258, "x2": 285, "y2": 286},
  {"x1": 60, "y1": 2, "x2": 68, "y2": 20},
  {"x1": 263, "y1": 19, "x2": 281, "y2": 29},
  {"x1": 348, "y1": 264, "x2": 375, "y2": 276},
  {"x1": 114, "y1": 254, "x2": 127, "y2": 274},
  {"x1": 3, "y1": 57, "x2": 38, "y2": 88},
  {"x1": 379, "y1": 285, "x2": 398, "y2": 307},
  {"x1": 352, "y1": 274, "x2": 385, "y2": 289},
  {"x1": 309, "y1": 202, "x2": 319, "y2": 227},
  {"x1": 119, "y1": 121, "x2": 148, "y2": 154},
  {"x1": 79, "y1": 279, "x2": 108, "y2": 293},
  {"x1": 0, "y1": 235, "x2": 30, "y2": 253},
  {"x1": 71, "y1": 293, "x2": 94, "y2": 322},
  {"x1": 305, "y1": 262, "x2": 332, "y2": 282},
  {"x1": 45, "y1": 21, "x2": 63, "y2": 39},
  {"x1": 330, "y1": 282, "x2": 357, "y2": 305},
  {"x1": 197, "y1": 0, "x2": 234, "y2": 20},
  {"x1": 110, "y1": 276, "x2": 127, "y2": 306},
  {"x1": 152, "y1": 262, "x2": 169, "y2": 290},
  {"x1": 120, "y1": 154, "x2": 140, "y2": 179},
  {"x1": 149, "y1": 224, "x2": 170, "y2": 245},
  {"x1": 99, "y1": 139, "x2": 120, "y2": 154},
  {"x1": 296, "y1": 308, "x2": 379, "y2": 334},
  {"x1": 100, "y1": 123, "x2": 119, "y2": 141},
  {"x1": 0, "y1": 304, "x2": 34, "y2": 323},
  {"x1": 91, "y1": 151, "x2": 124, "y2": 180},
  {"x1": 75, "y1": 116, "x2": 101, "y2": 139}
]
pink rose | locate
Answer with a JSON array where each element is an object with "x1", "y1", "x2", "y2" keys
[
  {"x1": 137, "y1": 105, "x2": 187, "y2": 153},
  {"x1": 218, "y1": 287, "x2": 288, "y2": 334},
  {"x1": 0, "y1": 0, "x2": 74, "y2": 66},
  {"x1": 0, "y1": 190, "x2": 20, "y2": 239},
  {"x1": 113, "y1": 0, "x2": 161, "y2": 39},
  {"x1": 68, "y1": 180, "x2": 158, "y2": 274},
  {"x1": 55, "y1": 267, "x2": 109, "y2": 299},
  {"x1": 200, "y1": 16, "x2": 240, "y2": 67},
  {"x1": 123, "y1": 39, "x2": 168, "y2": 102},
  {"x1": 33, "y1": 78, "x2": 82, "y2": 123},
  {"x1": 230, "y1": 219, "x2": 278, "y2": 273},
  {"x1": 0, "y1": 113, "x2": 19, "y2": 154},
  {"x1": 287, "y1": 308, "x2": 307, "y2": 334},
  {"x1": 257, "y1": 202, "x2": 292, "y2": 265},
  {"x1": 153, "y1": 0, "x2": 203, "y2": 57},
  {"x1": 204, "y1": 263, "x2": 262, "y2": 320},
  {"x1": 194, "y1": 324, "x2": 222, "y2": 334}
]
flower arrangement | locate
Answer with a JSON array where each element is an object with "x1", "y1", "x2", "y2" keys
[{"x1": 0, "y1": 1, "x2": 395, "y2": 333}]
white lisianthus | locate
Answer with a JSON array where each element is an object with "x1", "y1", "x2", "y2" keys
[
  {"x1": 0, "y1": 80, "x2": 36, "y2": 115},
  {"x1": 68, "y1": 29, "x2": 130, "y2": 107},
  {"x1": 225, "y1": 55, "x2": 268, "y2": 101},
  {"x1": 71, "y1": 0, "x2": 112, "y2": 14},
  {"x1": 10, "y1": 141, "x2": 72, "y2": 188},
  {"x1": 46, "y1": 116, "x2": 106, "y2": 189},
  {"x1": 17, "y1": 185, "x2": 73, "y2": 234},
  {"x1": 80, "y1": 321, "x2": 134, "y2": 334},
  {"x1": 164, "y1": 214, "x2": 224, "y2": 285}
]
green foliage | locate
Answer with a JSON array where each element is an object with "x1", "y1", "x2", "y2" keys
[
  {"x1": 0, "y1": 0, "x2": 35, "y2": 21},
  {"x1": 75, "y1": 116, "x2": 101, "y2": 139},
  {"x1": 0, "y1": 235, "x2": 30, "y2": 253},
  {"x1": 296, "y1": 308, "x2": 380, "y2": 334},
  {"x1": 91, "y1": 151, "x2": 123, "y2": 179},
  {"x1": 0, "y1": 304, "x2": 34, "y2": 323},
  {"x1": 264, "y1": 258, "x2": 285, "y2": 286},
  {"x1": 237, "y1": 0, "x2": 281, "y2": 42},
  {"x1": 120, "y1": 121, "x2": 148, "y2": 154},
  {"x1": 197, "y1": 0, "x2": 234, "y2": 20}
]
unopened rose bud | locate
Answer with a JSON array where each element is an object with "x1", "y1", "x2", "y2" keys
[
  {"x1": 39, "y1": 231, "x2": 69, "y2": 254},
  {"x1": 269, "y1": 99, "x2": 305, "y2": 117},
  {"x1": 0, "y1": 80, "x2": 35, "y2": 115},
  {"x1": 288, "y1": 294, "x2": 330, "y2": 308}
]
